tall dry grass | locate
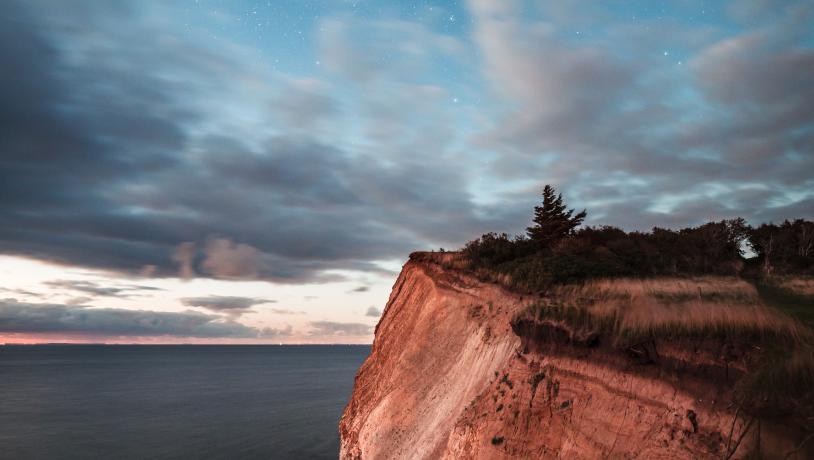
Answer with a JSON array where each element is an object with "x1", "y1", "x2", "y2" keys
[
  {"x1": 512, "y1": 277, "x2": 814, "y2": 413},
  {"x1": 777, "y1": 277, "x2": 814, "y2": 296},
  {"x1": 411, "y1": 251, "x2": 517, "y2": 285},
  {"x1": 416, "y1": 252, "x2": 811, "y2": 343},
  {"x1": 529, "y1": 277, "x2": 810, "y2": 343},
  {"x1": 575, "y1": 277, "x2": 758, "y2": 299}
]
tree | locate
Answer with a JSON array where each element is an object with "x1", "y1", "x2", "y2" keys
[
  {"x1": 749, "y1": 219, "x2": 814, "y2": 274},
  {"x1": 526, "y1": 185, "x2": 586, "y2": 249}
]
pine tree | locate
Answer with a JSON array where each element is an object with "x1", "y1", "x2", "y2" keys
[{"x1": 526, "y1": 185, "x2": 586, "y2": 249}]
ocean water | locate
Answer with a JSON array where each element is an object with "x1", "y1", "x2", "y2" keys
[{"x1": 0, "y1": 345, "x2": 370, "y2": 459}]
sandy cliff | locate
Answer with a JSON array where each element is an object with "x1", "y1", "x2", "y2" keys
[{"x1": 340, "y1": 253, "x2": 812, "y2": 459}]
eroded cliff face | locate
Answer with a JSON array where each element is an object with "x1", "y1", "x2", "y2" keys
[{"x1": 340, "y1": 255, "x2": 809, "y2": 459}]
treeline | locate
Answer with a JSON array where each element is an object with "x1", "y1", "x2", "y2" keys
[{"x1": 463, "y1": 185, "x2": 813, "y2": 290}]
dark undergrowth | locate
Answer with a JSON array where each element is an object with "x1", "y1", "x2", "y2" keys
[{"x1": 753, "y1": 279, "x2": 814, "y2": 328}]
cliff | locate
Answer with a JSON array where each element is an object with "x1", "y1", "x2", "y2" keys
[{"x1": 340, "y1": 253, "x2": 813, "y2": 459}]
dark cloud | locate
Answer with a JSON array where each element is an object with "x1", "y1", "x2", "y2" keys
[
  {"x1": 365, "y1": 306, "x2": 382, "y2": 317},
  {"x1": 350, "y1": 286, "x2": 370, "y2": 293},
  {"x1": 44, "y1": 280, "x2": 161, "y2": 298},
  {"x1": 0, "y1": 299, "x2": 287, "y2": 338},
  {"x1": 179, "y1": 296, "x2": 275, "y2": 317},
  {"x1": 0, "y1": 4, "x2": 377, "y2": 280},
  {"x1": 467, "y1": 0, "x2": 814, "y2": 231},
  {"x1": 0, "y1": 1, "x2": 495, "y2": 282},
  {"x1": 172, "y1": 243, "x2": 196, "y2": 280},
  {"x1": 309, "y1": 321, "x2": 373, "y2": 336},
  {"x1": 0, "y1": 0, "x2": 811, "y2": 285}
]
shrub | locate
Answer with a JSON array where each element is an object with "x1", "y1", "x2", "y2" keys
[{"x1": 462, "y1": 222, "x2": 753, "y2": 292}]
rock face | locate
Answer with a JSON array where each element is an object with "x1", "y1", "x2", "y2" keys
[{"x1": 340, "y1": 254, "x2": 809, "y2": 459}]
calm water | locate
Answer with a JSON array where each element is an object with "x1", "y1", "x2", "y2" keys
[{"x1": 0, "y1": 345, "x2": 370, "y2": 459}]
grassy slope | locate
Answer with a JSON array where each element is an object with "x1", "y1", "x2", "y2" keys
[
  {"x1": 511, "y1": 276, "x2": 814, "y2": 417},
  {"x1": 516, "y1": 277, "x2": 808, "y2": 344},
  {"x1": 754, "y1": 278, "x2": 814, "y2": 328}
]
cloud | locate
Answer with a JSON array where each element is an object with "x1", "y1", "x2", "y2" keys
[
  {"x1": 0, "y1": 299, "x2": 285, "y2": 338},
  {"x1": 179, "y1": 296, "x2": 275, "y2": 317},
  {"x1": 470, "y1": 0, "x2": 637, "y2": 148},
  {"x1": 66, "y1": 297, "x2": 93, "y2": 306},
  {"x1": 270, "y1": 78, "x2": 339, "y2": 136},
  {"x1": 201, "y1": 238, "x2": 267, "y2": 280},
  {"x1": 172, "y1": 243, "x2": 196, "y2": 280},
  {"x1": 44, "y1": 280, "x2": 161, "y2": 298},
  {"x1": 259, "y1": 324, "x2": 294, "y2": 338},
  {"x1": 270, "y1": 308, "x2": 305, "y2": 315},
  {"x1": 365, "y1": 306, "x2": 381, "y2": 317},
  {"x1": 350, "y1": 286, "x2": 369, "y2": 293},
  {"x1": 0, "y1": 2, "x2": 479, "y2": 281},
  {"x1": 0, "y1": 287, "x2": 46, "y2": 299},
  {"x1": 465, "y1": 0, "x2": 814, "y2": 231},
  {"x1": 0, "y1": 2, "x2": 523, "y2": 282},
  {"x1": 309, "y1": 321, "x2": 373, "y2": 336},
  {"x1": 0, "y1": 0, "x2": 811, "y2": 286}
]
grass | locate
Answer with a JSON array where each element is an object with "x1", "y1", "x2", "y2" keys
[
  {"x1": 776, "y1": 277, "x2": 814, "y2": 296},
  {"x1": 516, "y1": 277, "x2": 809, "y2": 345},
  {"x1": 734, "y1": 347, "x2": 814, "y2": 415},
  {"x1": 753, "y1": 278, "x2": 814, "y2": 328},
  {"x1": 512, "y1": 276, "x2": 814, "y2": 416}
]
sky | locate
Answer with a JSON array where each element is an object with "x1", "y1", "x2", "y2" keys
[{"x1": 1, "y1": 0, "x2": 812, "y2": 344}]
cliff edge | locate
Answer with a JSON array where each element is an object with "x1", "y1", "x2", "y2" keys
[{"x1": 340, "y1": 253, "x2": 812, "y2": 459}]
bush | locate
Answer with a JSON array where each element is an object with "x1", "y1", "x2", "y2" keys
[
  {"x1": 463, "y1": 232, "x2": 535, "y2": 267},
  {"x1": 460, "y1": 186, "x2": 811, "y2": 289},
  {"x1": 750, "y1": 219, "x2": 814, "y2": 275},
  {"x1": 462, "y1": 220, "x2": 756, "y2": 291}
]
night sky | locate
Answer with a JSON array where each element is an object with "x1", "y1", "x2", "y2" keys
[{"x1": 1, "y1": 0, "x2": 812, "y2": 343}]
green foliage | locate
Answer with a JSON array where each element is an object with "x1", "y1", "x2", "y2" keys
[
  {"x1": 461, "y1": 185, "x2": 775, "y2": 291},
  {"x1": 461, "y1": 185, "x2": 814, "y2": 422},
  {"x1": 462, "y1": 232, "x2": 534, "y2": 267},
  {"x1": 465, "y1": 221, "x2": 752, "y2": 292},
  {"x1": 749, "y1": 219, "x2": 814, "y2": 275},
  {"x1": 526, "y1": 185, "x2": 586, "y2": 249},
  {"x1": 461, "y1": 185, "x2": 814, "y2": 290}
]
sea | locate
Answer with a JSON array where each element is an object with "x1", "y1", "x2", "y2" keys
[{"x1": 0, "y1": 345, "x2": 370, "y2": 459}]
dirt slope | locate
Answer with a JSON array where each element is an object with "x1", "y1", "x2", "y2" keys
[{"x1": 339, "y1": 254, "x2": 810, "y2": 459}]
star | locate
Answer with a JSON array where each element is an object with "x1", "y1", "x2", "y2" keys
[{"x1": 449, "y1": 14, "x2": 456, "y2": 22}]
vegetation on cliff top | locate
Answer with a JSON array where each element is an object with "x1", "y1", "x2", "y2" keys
[
  {"x1": 460, "y1": 185, "x2": 814, "y2": 321},
  {"x1": 464, "y1": 185, "x2": 812, "y2": 289},
  {"x1": 452, "y1": 185, "x2": 814, "y2": 419}
]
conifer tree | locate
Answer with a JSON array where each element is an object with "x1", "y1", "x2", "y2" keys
[{"x1": 526, "y1": 185, "x2": 586, "y2": 249}]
